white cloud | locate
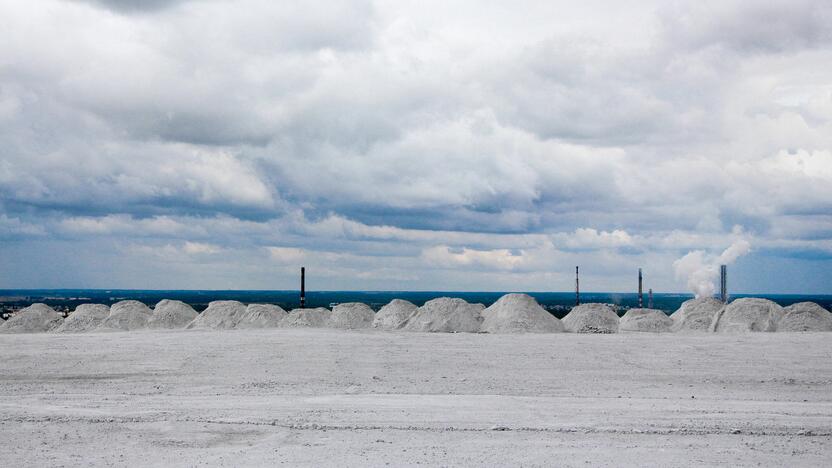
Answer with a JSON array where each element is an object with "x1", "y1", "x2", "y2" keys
[
  {"x1": 1, "y1": 0, "x2": 831, "y2": 292},
  {"x1": 0, "y1": 215, "x2": 46, "y2": 238},
  {"x1": 421, "y1": 245, "x2": 526, "y2": 271},
  {"x1": 182, "y1": 241, "x2": 221, "y2": 255},
  {"x1": 60, "y1": 214, "x2": 194, "y2": 236},
  {"x1": 126, "y1": 240, "x2": 221, "y2": 258},
  {"x1": 557, "y1": 228, "x2": 634, "y2": 249},
  {"x1": 266, "y1": 246, "x2": 306, "y2": 264}
]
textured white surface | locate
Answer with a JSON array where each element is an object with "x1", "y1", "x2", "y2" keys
[
  {"x1": 711, "y1": 298, "x2": 784, "y2": 333},
  {"x1": 670, "y1": 297, "x2": 724, "y2": 332},
  {"x1": 777, "y1": 302, "x2": 832, "y2": 332},
  {"x1": 281, "y1": 307, "x2": 332, "y2": 328},
  {"x1": 97, "y1": 300, "x2": 152, "y2": 332},
  {"x1": 372, "y1": 299, "x2": 418, "y2": 330},
  {"x1": 56, "y1": 304, "x2": 110, "y2": 333},
  {"x1": 0, "y1": 329, "x2": 830, "y2": 466},
  {"x1": 0, "y1": 303, "x2": 63, "y2": 333},
  {"x1": 561, "y1": 303, "x2": 619, "y2": 333},
  {"x1": 402, "y1": 297, "x2": 484, "y2": 333},
  {"x1": 186, "y1": 300, "x2": 247, "y2": 330},
  {"x1": 480, "y1": 293, "x2": 563, "y2": 333},
  {"x1": 329, "y1": 302, "x2": 374, "y2": 329},
  {"x1": 147, "y1": 300, "x2": 198, "y2": 330},
  {"x1": 619, "y1": 308, "x2": 673, "y2": 333},
  {"x1": 236, "y1": 304, "x2": 287, "y2": 329}
]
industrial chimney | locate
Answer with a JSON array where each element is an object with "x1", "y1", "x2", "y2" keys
[
  {"x1": 638, "y1": 268, "x2": 643, "y2": 308},
  {"x1": 300, "y1": 266, "x2": 306, "y2": 309},
  {"x1": 719, "y1": 264, "x2": 727, "y2": 303},
  {"x1": 575, "y1": 266, "x2": 580, "y2": 306}
]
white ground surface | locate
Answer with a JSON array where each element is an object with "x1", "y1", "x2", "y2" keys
[{"x1": 1, "y1": 329, "x2": 831, "y2": 467}]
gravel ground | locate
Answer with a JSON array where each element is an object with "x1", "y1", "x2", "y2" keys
[{"x1": 1, "y1": 329, "x2": 831, "y2": 466}]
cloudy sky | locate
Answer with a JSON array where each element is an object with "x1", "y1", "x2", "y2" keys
[{"x1": 1, "y1": 0, "x2": 831, "y2": 293}]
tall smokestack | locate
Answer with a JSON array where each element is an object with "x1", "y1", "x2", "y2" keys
[
  {"x1": 575, "y1": 266, "x2": 580, "y2": 306},
  {"x1": 719, "y1": 264, "x2": 727, "y2": 303},
  {"x1": 300, "y1": 266, "x2": 306, "y2": 309},
  {"x1": 638, "y1": 268, "x2": 643, "y2": 308},
  {"x1": 648, "y1": 288, "x2": 653, "y2": 309}
]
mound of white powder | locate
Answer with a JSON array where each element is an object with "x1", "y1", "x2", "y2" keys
[
  {"x1": 0, "y1": 303, "x2": 63, "y2": 333},
  {"x1": 147, "y1": 300, "x2": 198, "y2": 329},
  {"x1": 710, "y1": 298, "x2": 783, "y2": 333},
  {"x1": 235, "y1": 304, "x2": 287, "y2": 329},
  {"x1": 480, "y1": 293, "x2": 564, "y2": 333},
  {"x1": 56, "y1": 304, "x2": 109, "y2": 333},
  {"x1": 670, "y1": 297, "x2": 724, "y2": 332},
  {"x1": 372, "y1": 299, "x2": 418, "y2": 330},
  {"x1": 619, "y1": 308, "x2": 672, "y2": 332},
  {"x1": 402, "y1": 297, "x2": 484, "y2": 333},
  {"x1": 97, "y1": 300, "x2": 152, "y2": 331},
  {"x1": 776, "y1": 302, "x2": 832, "y2": 332},
  {"x1": 281, "y1": 307, "x2": 332, "y2": 328},
  {"x1": 329, "y1": 302, "x2": 374, "y2": 329},
  {"x1": 186, "y1": 301, "x2": 246, "y2": 330},
  {"x1": 561, "y1": 303, "x2": 619, "y2": 333}
]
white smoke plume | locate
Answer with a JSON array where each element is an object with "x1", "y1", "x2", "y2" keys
[{"x1": 673, "y1": 240, "x2": 751, "y2": 298}]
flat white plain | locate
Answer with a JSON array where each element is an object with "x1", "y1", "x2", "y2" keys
[{"x1": 1, "y1": 329, "x2": 830, "y2": 466}]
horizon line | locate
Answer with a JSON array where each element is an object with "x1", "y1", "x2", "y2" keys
[{"x1": 1, "y1": 288, "x2": 830, "y2": 297}]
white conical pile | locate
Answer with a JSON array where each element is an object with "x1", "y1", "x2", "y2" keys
[
  {"x1": 282, "y1": 307, "x2": 332, "y2": 328},
  {"x1": 236, "y1": 304, "x2": 287, "y2": 329},
  {"x1": 402, "y1": 297, "x2": 484, "y2": 333},
  {"x1": 776, "y1": 302, "x2": 832, "y2": 332},
  {"x1": 98, "y1": 300, "x2": 152, "y2": 331},
  {"x1": 147, "y1": 300, "x2": 198, "y2": 329},
  {"x1": 710, "y1": 298, "x2": 783, "y2": 333},
  {"x1": 373, "y1": 299, "x2": 418, "y2": 330},
  {"x1": 619, "y1": 308, "x2": 673, "y2": 332},
  {"x1": 186, "y1": 301, "x2": 247, "y2": 330},
  {"x1": 329, "y1": 302, "x2": 375, "y2": 329},
  {"x1": 669, "y1": 297, "x2": 724, "y2": 332},
  {"x1": 480, "y1": 293, "x2": 564, "y2": 333},
  {"x1": 56, "y1": 304, "x2": 109, "y2": 333},
  {"x1": 0, "y1": 303, "x2": 63, "y2": 333},
  {"x1": 561, "y1": 303, "x2": 619, "y2": 333}
]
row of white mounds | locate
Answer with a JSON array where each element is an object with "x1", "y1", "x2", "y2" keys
[
  {"x1": 668, "y1": 297, "x2": 832, "y2": 333},
  {"x1": 1, "y1": 294, "x2": 830, "y2": 334}
]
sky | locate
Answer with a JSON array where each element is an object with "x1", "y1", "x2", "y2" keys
[{"x1": 1, "y1": 0, "x2": 831, "y2": 293}]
